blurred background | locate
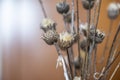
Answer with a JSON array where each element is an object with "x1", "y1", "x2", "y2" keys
[{"x1": 0, "y1": 0, "x2": 120, "y2": 80}]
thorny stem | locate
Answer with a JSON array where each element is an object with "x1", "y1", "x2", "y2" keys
[{"x1": 39, "y1": 0, "x2": 47, "y2": 18}]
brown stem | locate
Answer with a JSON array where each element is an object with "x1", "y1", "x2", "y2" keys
[
  {"x1": 100, "y1": 20, "x2": 113, "y2": 63},
  {"x1": 39, "y1": 0, "x2": 47, "y2": 18},
  {"x1": 98, "y1": 51, "x2": 120, "y2": 80},
  {"x1": 76, "y1": 0, "x2": 82, "y2": 76},
  {"x1": 67, "y1": 49, "x2": 73, "y2": 79},
  {"x1": 71, "y1": 0, "x2": 76, "y2": 34}
]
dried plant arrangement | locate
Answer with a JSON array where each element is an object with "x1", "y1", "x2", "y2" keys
[{"x1": 39, "y1": 0, "x2": 120, "y2": 80}]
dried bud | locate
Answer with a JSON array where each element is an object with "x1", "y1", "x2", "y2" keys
[
  {"x1": 42, "y1": 30, "x2": 59, "y2": 45},
  {"x1": 41, "y1": 18, "x2": 56, "y2": 32},
  {"x1": 108, "y1": 3, "x2": 119, "y2": 19},
  {"x1": 63, "y1": 12, "x2": 75, "y2": 23},
  {"x1": 81, "y1": 0, "x2": 95, "y2": 10},
  {"x1": 56, "y1": 1, "x2": 70, "y2": 14},
  {"x1": 89, "y1": 28, "x2": 105, "y2": 43},
  {"x1": 58, "y1": 32, "x2": 75, "y2": 50}
]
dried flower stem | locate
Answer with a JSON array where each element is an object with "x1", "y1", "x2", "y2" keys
[
  {"x1": 76, "y1": 0, "x2": 81, "y2": 75},
  {"x1": 102, "y1": 23, "x2": 120, "y2": 79},
  {"x1": 93, "y1": 0, "x2": 102, "y2": 65},
  {"x1": 107, "y1": 24, "x2": 120, "y2": 65},
  {"x1": 83, "y1": 2, "x2": 92, "y2": 79},
  {"x1": 67, "y1": 49, "x2": 73, "y2": 79},
  {"x1": 71, "y1": 0, "x2": 76, "y2": 34},
  {"x1": 109, "y1": 62, "x2": 120, "y2": 80},
  {"x1": 54, "y1": 43, "x2": 70, "y2": 80},
  {"x1": 112, "y1": 40, "x2": 120, "y2": 61},
  {"x1": 100, "y1": 20, "x2": 113, "y2": 64},
  {"x1": 39, "y1": 0, "x2": 47, "y2": 18},
  {"x1": 68, "y1": 47, "x2": 76, "y2": 76},
  {"x1": 98, "y1": 51, "x2": 120, "y2": 80},
  {"x1": 93, "y1": 44, "x2": 97, "y2": 76},
  {"x1": 92, "y1": 0, "x2": 98, "y2": 25},
  {"x1": 93, "y1": 0, "x2": 102, "y2": 78}
]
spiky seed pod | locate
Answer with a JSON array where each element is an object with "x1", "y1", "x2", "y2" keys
[
  {"x1": 58, "y1": 32, "x2": 75, "y2": 50},
  {"x1": 41, "y1": 18, "x2": 56, "y2": 32},
  {"x1": 56, "y1": 1, "x2": 70, "y2": 14},
  {"x1": 42, "y1": 30, "x2": 59, "y2": 45},
  {"x1": 95, "y1": 29, "x2": 105, "y2": 43},
  {"x1": 81, "y1": 0, "x2": 95, "y2": 10},
  {"x1": 88, "y1": 28, "x2": 105, "y2": 44},
  {"x1": 108, "y1": 3, "x2": 119, "y2": 19}
]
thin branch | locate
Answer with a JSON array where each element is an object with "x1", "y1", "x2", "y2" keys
[
  {"x1": 100, "y1": 20, "x2": 113, "y2": 63},
  {"x1": 106, "y1": 24, "x2": 120, "y2": 66},
  {"x1": 93, "y1": 0, "x2": 102, "y2": 70},
  {"x1": 109, "y1": 62, "x2": 120, "y2": 80},
  {"x1": 67, "y1": 49, "x2": 73, "y2": 79},
  {"x1": 76, "y1": 0, "x2": 81, "y2": 75},
  {"x1": 98, "y1": 51, "x2": 120, "y2": 80},
  {"x1": 39, "y1": 0, "x2": 47, "y2": 18},
  {"x1": 84, "y1": 2, "x2": 92, "y2": 80},
  {"x1": 54, "y1": 43, "x2": 70, "y2": 80},
  {"x1": 71, "y1": 0, "x2": 76, "y2": 34}
]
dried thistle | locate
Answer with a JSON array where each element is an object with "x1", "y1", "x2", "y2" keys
[
  {"x1": 42, "y1": 30, "x2": 59, "y2": 45},
  {"x1": 89, "y1": 28, "x2": 105, "y2": 43},
  {"x1": 58, "y1": 32, "x2": 76, "y2": 50},
  {"x1": 41, "y1": 18, "x2": 56, "y2": 32}
]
